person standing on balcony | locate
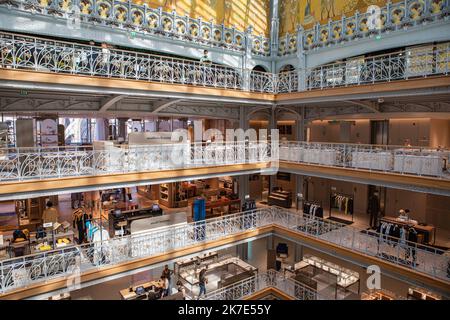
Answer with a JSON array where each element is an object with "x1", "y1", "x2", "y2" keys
[{"x1": 200, "y1": 50, "x2": 211, "y2": 65}]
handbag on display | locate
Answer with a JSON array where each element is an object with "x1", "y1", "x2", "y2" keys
[{"x1": 36, "y1": 226, "x2": 47, "y2": 239}]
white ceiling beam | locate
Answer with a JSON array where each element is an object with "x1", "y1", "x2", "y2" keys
[
  {"x1": 344, "y1": 100, "x2": 380, "y2": 113},
  {"x1": 99, "y1": 95, "x2": 127, "y2": 112},
  {"x1": 152, "y1": 99, "x2": 183, "y2": 114}
]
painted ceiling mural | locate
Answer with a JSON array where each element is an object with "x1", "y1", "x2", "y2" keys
[
  {"x1": 279, "y1": 0, "x2": 402, "y2": 35},
  {"x1": 133, "y1": 0, "x2": 271, "y2": 35}
]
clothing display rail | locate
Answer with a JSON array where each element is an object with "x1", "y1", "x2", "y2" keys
[
  {"x1": 303, "y1": 200, "x2": 323, "y2": 219},
  {"x1": 329, "y1": 192, "x2": 354, "y2": 222},
  {"x1": 0, "y1": 207, "x2": 448, "y2": 294}
]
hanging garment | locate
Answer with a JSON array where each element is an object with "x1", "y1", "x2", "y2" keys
[
  {"x1": 400, "y1": 227, "x2": 406, "y2": 245},
  {"x1": 408, "y1": 228, "x2": 418, "y2": 243}
]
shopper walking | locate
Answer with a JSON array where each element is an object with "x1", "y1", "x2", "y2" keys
[
  {"x1": 161, "y1": 275, "x2": 170, "y2": 297},
  {"x1": 197, "y1": 267, "x2": 208, "y2": 299}
]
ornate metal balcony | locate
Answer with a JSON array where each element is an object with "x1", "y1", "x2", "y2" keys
[
  {"x1": 200, "y1": 269, "x2": 320, "y2": 300},
  {"x1": 0, "y1": 141, "x2": 272, "y2": 182},
  {"x1": 0, "y1": 207, "x2": 447, "y2": 295},
  {"x1": 1, "y1": 32, "x2": 448, "y2": 94},
  {"x1": 280, "y1": 141, "x2": 450, "y2": 179},
  {"x1": 0, "y1": 0, "x2": 271, "y2": 57},
  {"x1": 278, "y1": 0, "x2": 449, "y2": 56}
]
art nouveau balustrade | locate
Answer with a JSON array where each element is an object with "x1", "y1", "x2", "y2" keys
[
  {"x1": 200, "y1": 270, "x2": 320, "y2": 301},
  {"x1": 1, "y1": 32, "x2": 448, "y2": 94},
  {"x1": 0, "y1": 141, "x2": 448, "y2": 184},
  {"x1": 0, "y1": 0, "x2": 271, "y2": 57},
  {"x1": 278, "y1": 0, "x2": 449, "y2": 56},
  {"x1": 280, "y1": 142, "x2": 450, "y2": 179},
  {"x1": 0, "y1": 142, "x2": 271, "y2": 182},
  {"x1": 1, "y1": 0, "x2": 446, "y2": 58},
  {"x1": 0, "y1": 207, "x2": 448, "y2": 294},
  {"x1": 303, "y1": 43, "x2": 450, "y2": 90}
]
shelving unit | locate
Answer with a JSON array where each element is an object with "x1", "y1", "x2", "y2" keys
[{"x1": 159, "y1": 183, "x2": 174, "y2": 207}]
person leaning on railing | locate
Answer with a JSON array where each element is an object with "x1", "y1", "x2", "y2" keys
[{"x1": 200, "y1": 50, "x2": 212, "y2": 66}]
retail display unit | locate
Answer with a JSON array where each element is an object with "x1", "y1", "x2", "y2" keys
[
  {"x1": 361, "y1": 289, "x2": 399, "y2": 300},
  {"x1": 294, "y1": 255, "x2": 360, "y2": 299},
  {"x1": 329, "y1": 192, "x2": 354, "y2": 223},
  {"x1": 120, "y1": 280, "x2": 165, "y2": 300},
  {"x1": 108, "y1": 205, "x2": 163, "y2": 237},
  {"x1": 176, "y1": 254, "x2": 257, "y2": 293},
  {"x1": 379, "y1": 216, "x2": 436, "y2": 245},
  {"x1": 303, "y1": 200, "x2": 324, "y2": 219},
  {"x1": 407, "y1": 287, "x2": 442, "y2": 300},
  {"x1": 268, "y1": 189, "x2": 292, "y2": 208}
]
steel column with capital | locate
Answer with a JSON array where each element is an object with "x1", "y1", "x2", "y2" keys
[
  {"x1": 295, "y1": 106, "x2": 306, "y2": 211},
  {"x1": 269, "y1": 106, "x2": 277, "y2": 192},
  {"x1": 237, "y1": 106, "x2": 250, "y2": 201}
]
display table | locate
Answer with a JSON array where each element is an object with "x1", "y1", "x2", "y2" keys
[
  {"x1": 295, "y1": 254, "x2": 360, "y2": 299},
  {"x1": 380, "y1": 216, "x2": 436, "y2": 245},
  {"x1": 407, "y1": 287, "x2": 441, "y2": 300},
  {"x1": 119, "y1": 280, "x2": 165, "y2": 300},
  {"x1": 178, "y1": 257, "x2": 256, "y2": 287},
  {"x1": 361, "y1": 290, "x2": 397, "y2": 300},
  {"x1": 174, "y1": 251, "x2": 218, "y2": 273}
]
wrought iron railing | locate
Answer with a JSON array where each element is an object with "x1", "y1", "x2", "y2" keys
[
  {"x1": 0, "y1": 0, "x2": 272, "y2": 57},
  {"x1": 200, "y1": 269, "x2": 320, "y2": 300},
  {"x1": 305, "y1": 43, "x2": 450, "y2": 90},
  {"x1": 0, "y1": 32, "x2": 449, "y2": 93},
  {"x1": 1, "y1": 0, "x2": 447, "y2": 58},
  {"x1": 0, "y1": 141, "x2": 272, "y2": 182},
  {"x1": 0, "y1": 207, "x2": 448, "y2": 294},
  {"x1": 278, "y1": 0, "x2": 449, "y2": 56},
  {"x1": 280, "y1": 141, "x2": 450, "y2": 179},
  {"x1": 0, "y1": 140, "x2": 448, "y2": 183}
]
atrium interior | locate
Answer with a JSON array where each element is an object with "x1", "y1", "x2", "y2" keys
[{"x1": 0, "y1": 0, "x2": 449, "y2": 302}]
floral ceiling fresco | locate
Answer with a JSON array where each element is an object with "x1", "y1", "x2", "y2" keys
[
  {"x1": 279, "y1": 0, "x2": 403, "y2": 34},
  {"x1": 133, "y1": 0, "x2": 271, "y2": 35}
]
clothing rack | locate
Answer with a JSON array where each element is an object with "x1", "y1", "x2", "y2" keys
[
  {"x1": 303, "y1": 200, "x2": 323, "y2": 219},
  {"x1": 329, "y1": 192, "x2": 354, "y2": 222}
]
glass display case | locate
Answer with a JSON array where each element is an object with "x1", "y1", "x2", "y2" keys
[{"x1": 301, "y1": 255, "x2": 359, "y2": 288}]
